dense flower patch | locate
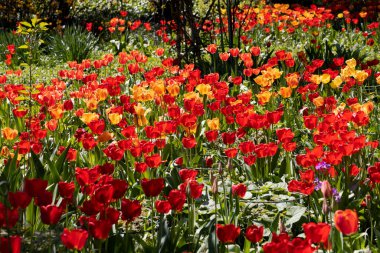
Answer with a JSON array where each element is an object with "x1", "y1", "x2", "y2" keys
[{"x1": 0, "y1": 2, "x2": 379, "y2": 252}]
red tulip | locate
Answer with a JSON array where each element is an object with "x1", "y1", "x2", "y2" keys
[
  {"x1": 303, "y1": 115, "x2": 318, "y2": 129},
  {"x1": 167, "y1": 190, "x2": 186, "y2": 212},
  {"x1": 34, "y1": 190, "x2": 53, "y2": 207},
  {"x1": 303, "y1": 222, "x2": 330, "y2": 247},
  {"x1": 216, "y1": 224, "x2": 241, "y2": 244},
  {"x1": 185, "y1": 181, "x2": 204, "y2": 199},
  {"x1": 40, "y1": 205, "x2": 63, "y2": 225},
  {"x1": 58, "y1": 182, "x2": 75, "y2": 201},
  {"x1": 287, "y1": 237, "x2": 315, "y2": 253},
  {"x1": 245, "y1": 225, "x2": 264, "y2": 243},
  {"x1": 13, "y1": 108, "x2": 28, "y2": 118},
  {"x1": 121, "y1": 199, "x2": 141, "y2": 223},
  {"x1": 0, "y1": 203, "x2": 19, "y2": 228},
  {"x1": 250, "y1": 46, "x2": 261, "y2": 56},
  {"x1": 232, "y1": 183, "x2": 247, "y2": 198},
  {"x1": 141, "y1": 178, "x2": 165, "y2": 197},
  {"x1": 81, "y1": 198, "x2": 103, "y2": 216},
  {"x1": 88, "y1": 218, "x2": 112, "y2": 240},
  {"x1": 276, "y1": 128, "x2": 295, "y2": 143},
  {"x1": 94, "y1": 184, "x2": 114, "y2": 204},
  {"x1": 288, "y1": 180, "x2": 314, "y2": 195},
  {"x1": 75, "y1": 167, "x2": 100, "y2": 187},
  {"x1": 225, "y1": 148, "x2": 238, "y2": 158},
  {"x1": 205, "y1": 130, "x2": 218, "y2": 142},
  {"x1": 135, "y1": 162, "x2": 148, "y2": 173},
  {"x1": 179, "y1": 169, "x2": 198, "y2": 182},
  {"x1": 61, "y1": 228, "x2": 88, "y2": 250},
  {"x1": 88, "y1": 119, "x2": 105, "y2": 135},
  {"x1": 219, "y1": 52, "x2": 229, "y2": 62},
  {"x1": 8, "y1": 191, "x2": 32, "y2": 209},
  {"x1": 145, "y1": 153, "x2": 162, "y2": 168},
  {"x1": 0, "y1": 235, "x2": 21, "y2": 253},
  {"x1": 104, "y1": 206, "x2": 121, "y2": 223},
  {"x1": 206, "y1": 44, "x2": 217, "y2": 54},
  {"x1": 229, "y1": 48, "x2": 240, "y2": 57},
  {"x1": 155, "y1": 200, "x2": 171, "y2": 214},
  {"x1": 239, "y1": 141, "x2": 255, "y2": 154},
  {"x1": 110, "y1": 179, "x2": 128, "y2": 199},
  {"x1": 221, "y1": 132, "x2": 236, "y2": 145},
  {"x1": 24, "y1": 178, "x2": 48, "y2": 198},
  {"x1": 334, "y1": 209, "x2": 358, "y2": 235},
  {"x1": 182, "y1": 136, "x2": 197, "y2": 149},
  {"x1": 103, "y1": 144, "x2": 124, "y2": 161}
]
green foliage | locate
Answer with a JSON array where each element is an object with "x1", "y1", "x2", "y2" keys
[{"x1": 48, "y1": 25, "x2": 98, "y2": 63}]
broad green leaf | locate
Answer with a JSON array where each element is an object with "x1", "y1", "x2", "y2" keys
[
  {"x1": 30, "y1": 151, "x2": 45, "y2": 179},
  {"x1": 285, "y1": 206, "x2": 306, "y2": 226},
  {"x1": 15, "y1": 96, "x2": 29, "y2": 101},
  {"x1": 207, "y1": 219, "x2": 217, "y2": 253},
  {"x1": 20, "y1": 21, "x2": 32, "y2": 27},
  {"x1": 31, "y1": 16, "x2": 41, "y2": 26},
  {"x1": 55, "y1": 144, "x2": 71, "y2": 177},
  {"x1": 2, "y1": 149, "x2": 18, "y2": 182}
]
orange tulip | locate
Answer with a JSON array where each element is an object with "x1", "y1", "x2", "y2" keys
[
  {"x1": 279, "y1": 87, "x2": 292, "y2": 98},
  {"x1": 313, "y1": 96, "x2": 324, "y2": 107},
  {"x1": 206, "y1": 44, "x2": 217, "y2": 54},
  {"x1": 1, "y1": 127, "x2": 18, "y2": 140},
  {"x1": 334, "y1": 209, "x2": 358, "y2": 235},
  {"x1": 257, "y1": 91, "x2": 272, "y2": 105}
]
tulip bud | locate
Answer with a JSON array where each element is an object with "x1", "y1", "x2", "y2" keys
[
  {"x1": 322, "y1": 199, "x2": 330, "y2": 214},
  {"x1": 279, "y1": 218, "x2": 286, "y2": 233},
  {"x1": 205, "y1": 156, "x2": 213, "y2": 167},
  {"x1": 321, "y1": 180, "x2": 332, "y2": 199},
  {"x1": 1, "y1": 146, "x2": 10, "y2": 156},
  {"x1": 218, "y1": 163, "x2": 223, "y2": 175},
  {"x1": 211, "y1": 175, "x2": 218, "y2": 194}
]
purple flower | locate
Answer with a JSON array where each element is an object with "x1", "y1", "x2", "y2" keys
[
  {"x1": 332, "y1": 188, "x2": 341, "y2": 202},
  {"x1": 316, "y1": 161, "x2": 331, "y2": 171},
  {"x1": 314, "y1": 178, "x2": 322, "y2": 191}
]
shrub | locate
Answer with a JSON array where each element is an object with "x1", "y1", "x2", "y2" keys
[{"x1": 48, "y1": 25, "x2": 98, "y2": 63}]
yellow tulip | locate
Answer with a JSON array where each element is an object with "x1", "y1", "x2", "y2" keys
[
  {"x1": 80, "y1": 113, "x2": 99, "y2": 124},
  {"x1": 196, "y1": 83, "x2": 211, "y2": 96},
  {"x1": 355, "y1": 70, "x2": 368, "y2": 82},
  {"x1": 310, "y1": 75, "x2": 321, "y2": 85},
  {"x1": 320, "y1": 74, "x2": 331, "y2": 84},
  {"x1": 108, "y1": 113, "x2": 122, "y2": 125},
  {"x1": 207, "y1": 118, "x2": 220, "y2": 130},
  {"x1": 345, "y1": 58, "x2": 356, "y2": 69},
  {"x1": 330, "y1": 76, "x2": 343, "y2": 89}
]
